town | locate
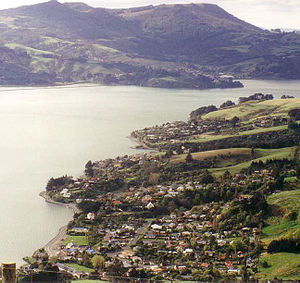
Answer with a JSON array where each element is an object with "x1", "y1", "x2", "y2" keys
[{"x1": 19, "y1": 96, "x2": 300, "y2": 282}]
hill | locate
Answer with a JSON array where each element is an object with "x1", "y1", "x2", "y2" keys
[
  {"x1": 257, "y1": 189, "x2": 300, "y2": 281},
  {"x1": 201, "y1": 99, "x2": 300, "y2": 121},
  {"x1": 0, "y1": 1, "x2": 299, "y2": 86}
]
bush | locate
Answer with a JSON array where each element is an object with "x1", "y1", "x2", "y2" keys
[
  {"x1": 260, "y1": 260, "x2": 270, "y2": 268},
  {"x1": 267, "y1": 238, "x2": 300, "y2": 253}
]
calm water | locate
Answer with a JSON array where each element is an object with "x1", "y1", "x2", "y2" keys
[{"x1": 0, "y1": 80, "x2": 300, "y2": 265}]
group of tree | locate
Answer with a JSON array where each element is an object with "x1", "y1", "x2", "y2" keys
[
  {"x1": 268, "y1": 238, "x2": 300, "y2": 253},
  {"x1": 239, "y1": 93, "x2": 273, "y2": 104},
  {"x1": 46, "y1": 175, "x2": 73, "y2": 192}
]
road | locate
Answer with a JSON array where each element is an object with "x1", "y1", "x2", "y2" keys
[{"x1": 44, "y1": 225, "x2": 68, "y2": 258}]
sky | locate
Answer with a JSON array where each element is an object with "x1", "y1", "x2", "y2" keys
[{"x1": 0, "y1": 0, "x2": 299, "y2": 30}]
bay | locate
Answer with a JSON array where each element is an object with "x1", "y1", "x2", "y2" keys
[{"x1": 0, "y1": 79, "x2": 299, "y2": 265}]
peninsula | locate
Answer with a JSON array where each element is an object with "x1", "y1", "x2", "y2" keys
[{"x1": 20, "y1": 95, "x2": 300, "y2": 281}]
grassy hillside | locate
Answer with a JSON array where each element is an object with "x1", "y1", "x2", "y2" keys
[
  {"x1": 202, "y1": 99, "x2": 300, "y2": 121},
  {"x1": 256, "y1": 188, "x2": 300, "y2": 280},
  {"x1": 209, "y1": 147, "x2": 297, "y2": 176},
  {"x1": 169, "y1": 147, "x2": 297, "y2": 177},
  {"x1": 189, "y1": 125, "x2": 289, "y2": 144},
  {"x1": 268, "y1": 189, "x2": 300, "y2": 214},
  {"x1": 257, "y1": 252, "x2": 300, "y2": 281},
  {"x1": 171, "y1": 148, "x2": 251, "y2": 164},
  {"x1": 262, "y1": 189, "x2": 300, "y2": 242}
]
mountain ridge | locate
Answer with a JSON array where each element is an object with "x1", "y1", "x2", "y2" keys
[{"x1": 0, "y1": 1, "x2": 299, "y2": 87}]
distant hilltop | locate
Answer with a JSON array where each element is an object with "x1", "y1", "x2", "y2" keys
[{"x1": 0, "y1": 1, "x2": 299, "y2": 86}]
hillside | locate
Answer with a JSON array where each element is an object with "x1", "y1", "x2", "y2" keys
[
  {"x1": 257, "y1": 189, "x2": 300, "y2": 280},
  {"x1": 201, "y1": 99, "x2": 300, "y2": 121},
  {"x1": 0, "y1": 1, "x2": 299, "y2": 86}
]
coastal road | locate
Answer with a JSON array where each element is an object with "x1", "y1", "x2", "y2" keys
[{"x1": 44, "y1": 225, "x2": 67, "y2": 258}]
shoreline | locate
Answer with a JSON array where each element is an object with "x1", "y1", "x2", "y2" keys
[
  {"x1": 128, "y1": 135, "x2": 157, "y2": 151},
  {"x1": 39, "y1": 191, "x2": 80, "y2": 214},
  {"x1": 39, "y1": 191, "x2": 80, "y2": 257}
]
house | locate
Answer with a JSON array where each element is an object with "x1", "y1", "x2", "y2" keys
[
  {"x1": 228, "y1": 269, "x2": 241, "y2": 275},
  {"x1": 183, "y1": 248, "x2": 194, "y2": 255},
  {"x1": 151, "y1": 224, "x2": 163, "y2": 230},
  {"x1": 146, "y1": 202, "x2": 155, "y2": 209},
  {"x1": 217, "y1": 239, "x2": 227, "y2": 246},
  {"x1": 112, "y1": 200, "x2": 122, "y2": 206},
  {"x1": 201, "y1": 262, "x2": 210, "y2": 269},
  {"x1": 142, "y1": 195, "x2": 153, "y2": 204},
  {"x1": 71, "y1": 227, "x2": 89, "y2": 234},
  {"x1": 87, "y1": 212, "x2": 95, "y2": 220},
  {"x1": 60, "y1": 188, "x2": 71, "y2": 198},
  {"x1": 225, "y1": 260, "x2": 233, "y2": 269}
]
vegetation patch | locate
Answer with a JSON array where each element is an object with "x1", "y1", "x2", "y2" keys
[
  {"x1": 257, "y1": 253, "x2": 300, "y2": 281},
  {"x1": 64, "y1": 236, "x2": 89, "y2": 246},
  {"x1": 267, "y1": 189, "x2": 300, "y2": 214},
  {"x1": 209, "y1": 147, "x2": 296, "y2": 176},
  {"x1": 171, "y1": 148, "x2": 251, "y2": 164},
  {"x1": 66, "y1": 263, "x2": 94, "y2": 273},
  {"x1": 202, "y1": 99, "x2": 300, "y2": 121}
]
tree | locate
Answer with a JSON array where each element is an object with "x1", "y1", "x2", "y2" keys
[
  {"x1": 231, "y1": 116, "x2": 240, "y2": 126},
  {"x1": 222, "y1": 170, "x2": 232, "y2": 182},
  {"x1": 85, "y1": 160, "x2": 94, "y2": 177},
  {"x1": 186, "y1": 152, "x2": 193, "y2": 163},
  {"x1": 251, "y1": 147, "x2": 255, "y2": 158},
  {"x1": 107, "y1": 258, "x2": 124, "y2": 276},
  {"x1": 200, "y1": 170, "x2": 215, "y2": 184},
  {"x1": 220, "y1": 100, "x2": 235, "y2": 109},
  {"x1": 148, "y1": 172, "x2": 161, "y2": 184},
  {"x1": 241, "y1": 266, "x2": 249, "y2": 281},
  {"x1": 91, "y1": 255, "x2": 105, "y2": 272}
]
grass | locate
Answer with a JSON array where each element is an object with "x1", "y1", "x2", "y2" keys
[
  {"x1": 267, "y1": 189, "x2": 300, "y2": 214},
  {"x1": 66, "y1": 263, "x2": 94, "y2": 273},
  {"x1": 284, "y1": 176, "x2": 299, "y2": 183},
  {"x1": 189, "y1": 125, "x2": 288, "y2": 144},
  {"x1": 23, "y1": 256, "x2": 35, "y2": 264},
  {"x1": 190, "y1": 133, "x2": 233, "y2": 143},
  {"x1": 5, "y1": 43, "x2": 54, "y2": 55},
  {"x1": 93, "y1": 43, "x2": 119, "y2": 53},
  {"x1": 160, "y1": 76, "x2": 178, "y2": 82},
  {"x1": 64, "y1": 235, "x2": 89, "y2": 246},
  {"x1": 257, "y1": 252, "x2": 300, "y2": 281},
  {"x1": 72, "y1": 281, "x2": 107, "y2": 283},
  {"x1": 202, "y1": 99, "x2": 300, "y2": 121},
  {"x1": 261, "y1": 189, "x2": 300, "y2": 244},
  {"x1": 209, "y1": 147, "x2": 296, "y2": 176},
  {"x1": 171, "y1": 148, "x2": 251, "y2": 164},
  {"x1": 169, "y1": 147, "x2": 296, "y2": 176},
  {"x1": 262, "y1": 219, "x2": 300, "y2": 242}
]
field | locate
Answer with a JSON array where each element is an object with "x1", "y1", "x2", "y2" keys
[
  {"x1": 170, "y1": 147, "x2": 297, "y2": 176},
  {"x1": 189, "y1": 125, "x2": 288, "y2": 143},
  {"x1": 267, "y1": 189, "x2": 300, "y2": 214},
  {"x1": 71, "y1": 281, "x2": 107, "y2": 283},
  {"x1": 257, "y1": 188, "x2": 300, "y2": 280},
  {"x1": 257, "y1": 253, "x2": 300, "y2": 281},
  {"x1": 171, "y1": 148, "x2": 251, "y2": 164},
  {"x1": 5, "y1": 43, "x2": 54, "y2": 56},
  {"x1": 64, "y1": 236, "x2": 89, "y2": 246},
  {"x1": 208, "y1": 147, "x2": 297, "y2": 176},
  {"x1": 262, "y1": 189, "x2": 300, "y2": 243},
  {"x1": 201, "y1": 99, "x2": 300, "y2": 121},
  {"x1": 66, "y1": 263, "x2": 94, "y2": 273}
]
